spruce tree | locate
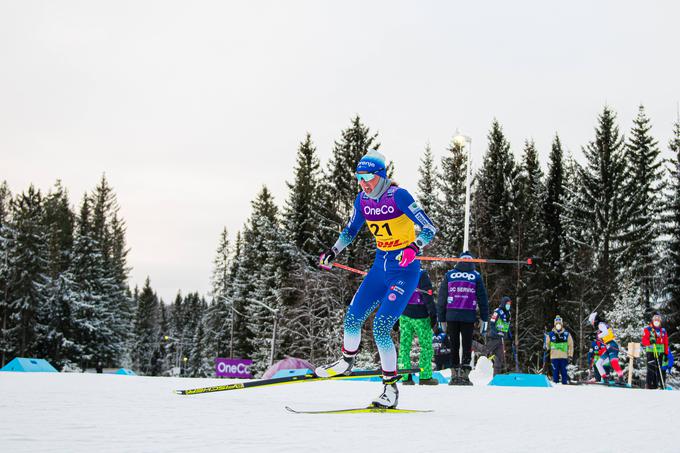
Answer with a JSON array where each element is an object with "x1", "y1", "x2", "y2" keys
[
  {"x1": 544, "y1": 135, "x2": 567, "y2": 324},
  {"x1": 38, "y1": 181, "x2": 78, "y2": 367},
  {"x1": 434, "y1": 139, "x2": 466, "y2": 258},
  {"x1": 69, "y1": 195, "x2": 112, "y2": 368},
  {"x1": 283, "y1": 133, "x2": 323, "y2": 260},
  {"x1": 90, "y1": 177, "x2": 132, "y2": 365},
  {"x1": 665, "y1": 118, "x2": 680, "y2": 341},
  {"x1": 565, "y1": 106, "x2": 635, "y2": 313},
  {"x1": 130, "y1": 277, "x2": 160, "y2": 375},
  {"x1": 243, "y1": 187, "x2": 285, "y2": 374},
  {"x1": 0, "y1": 182, "x2": 13, "y2": 366},
  {"x1": 514, "y1": 140, "x2": 547, "y2": 367},
  {"x1": 5, "y1": 186, "x2": 48, "y2": 357},
  {"x1": 473, "y1": 120, "x2": 517, "y2": 294},
  {"x1": 561, "y1": 153, "x2": 598, "y2": 365},
  {"x1": 417, "y1": 144, "x2": 438, "y2": 216},
  {"x1": 204, "y1": 228, "x2": 232, "y2": 359},
  {"x1": 623, "y1": 105, "x2": 664, "y2": 313}
]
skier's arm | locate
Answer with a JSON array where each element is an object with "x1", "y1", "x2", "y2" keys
[
  {"x1": 437, "y1": 276, "x2": 448, "y2": 322},
  {"x1": 331, "y1": 195, "x2": 365, "y2": 254},
  {"x1": 394, "y1": 188, "x2": 437, "y2": 250}
]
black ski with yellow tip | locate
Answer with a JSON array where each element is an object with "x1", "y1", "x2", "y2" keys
[{"x1": 174, "y1": 368, "x2": 420, "y2": 395}]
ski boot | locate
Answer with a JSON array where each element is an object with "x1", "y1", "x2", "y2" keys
[
  {"x1": 402, "y1": 374, "x2": 415, "y2": 386},
  {"x1": 418, "y1": 377, "x2": 439, "y2": 385},
  {"x1": 314, "y1": 351, "x2": 355, "y2": 378},
  {"x1": 459, "y1": 366, "x2": 473, "y2": 386},
  {"x1": 448, "y1": 367, "x2": 461, "y2": 385},
  {"x1": 371, "y1": 374, "x2": 400, "y2": 409}
]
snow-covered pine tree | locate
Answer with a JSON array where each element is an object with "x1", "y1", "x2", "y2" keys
[
  {"x1": 38, "y1": 182, "x2": 79, "y2": 368},
  {"x1": 566, "y1": 106, "x2": 634, "y2": 313},
  {"x1": 165, "y1": 291, "x2": 185, "y2": 375},
  {"x1": 514, "y1": 140, "x2": 547, "y2": 368},
  {"x1": 0, "y1": 181, "x2": 13, "y2": 366},
  {"x1": 89, "y1": 176, "x2": 131, "y2": 366},
  {"x1": 165, "y1": 291, "x2": 203, "y2": 376},
  {"x1": 5, "y1": 186, "x2": 49, "y2": 358},
  {"x1": 203, "y1": 228, "x2": 232, "y2": 360},
  {"x1": 242, "y1": 187, "x2": 286, "y2": 375},
  {"x1": 228, "y1": 232, "x2": 253, "y2": 359},
  {"x1": 69, "y1": 195, "x2": 113, "y2": 369},
  {"x1": 622, "y1": 105, "x2": 664, "y2": 314},
  {"x1": 417, "y1": 144, "x2": 438, "y2": 219},
  {"x1": 664, "y1": 117, "x2": 680, "y2": 342},
  {"x1": 130, "y1": 278, "x2": 160, "y2": 375},
  {"x1": 473, "y1": 120, "x2": 517, "y2": 296},
  {"x1": 434, "y1": 139, "x2": 466, "y2": 258},
  {"x1": 561, "y1": 153, "x2": 597, "y2": 365},
  {"x1": 284, "y1": 133, "x2": 323, "y2": 261},
  {"x1": 543, "y1": 135, "x2": 568, "y2": 326},
  {"x1": 42, "y1": 181, "x2": 74, "y2": 278},
  {"x1": 605, "y1": 277, "x2": 646, "y2": 379},
  {"x1": 180, "y1": 292, "x2": 208, "y2": 377},
  {"x1": 157, "y1": 301, "x2": 172, "y2": 374},
  {"x1": 187, "y1": 315, "x2": 213, "y2": 377}
]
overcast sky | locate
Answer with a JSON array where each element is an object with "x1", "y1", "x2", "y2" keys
[{"x1": 1, "y1": 1, "x2": 679, "y2": 303}]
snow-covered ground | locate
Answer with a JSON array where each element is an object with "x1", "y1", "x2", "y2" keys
[{"x1": 1, "y1": 372, "x2": 678, "y2": 453}]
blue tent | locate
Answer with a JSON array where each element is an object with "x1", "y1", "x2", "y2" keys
[
  {"x1": 115, "y1": 368, "x2": 136, "y2": 376},
  {"x1": 0, "y1": 357, "x2": 58, "y2": 373},
  {"x1": 490, "y1": 373, "x2": 552, "y2": 387}
]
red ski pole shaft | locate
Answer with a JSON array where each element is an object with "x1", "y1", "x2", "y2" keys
[
  {"x1": 415, "y1": 256, "x2": 534, "y2": 266},
  {"x1": 332, "y1": 262, "x2": 367, "y2": 275},
  {"x1": 331, "y1": 262, "x2": 432, "y2": 295}
]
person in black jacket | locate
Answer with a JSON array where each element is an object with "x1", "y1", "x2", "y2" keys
[
  {"x1": 398, "y1": 269, "x2": 438, "y2": 385},
  {"x1": 437, "y1": 251, "x2": 489, "y2": 385}
]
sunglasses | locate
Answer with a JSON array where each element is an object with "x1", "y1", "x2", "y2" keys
[{"x1": 355, "y1": 172, "x2": 377, "y2": 182}]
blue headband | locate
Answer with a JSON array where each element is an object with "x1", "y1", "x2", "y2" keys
[{"x1": 356, "y1": 153, "x2": 387, "y2": 178}]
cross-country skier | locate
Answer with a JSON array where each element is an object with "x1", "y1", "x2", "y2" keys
[
  {"x1": 315, "y1": 150, "x2": 437, "y2": 409},
  {"x1": 437, "y1": 251, "x2": 489, "y2": 385},
  {"x1": 544, "y1": 315, "x2": 573, "y2": 385},
  {"x1": 641, "y1": 314, "x2": 669, "y2": 389},
  {"x1": 587, "y1": 337, "x2": 610, "y2": 382},
  {"x1": 398, "y1": 268, "x2": 438, "y2": 386},
  {"x1": 588, "y1": 312, "x2": 625, "y2": 384},
  {"x1": 486, "y1": 296, "x2": 513, "y2": 375}
]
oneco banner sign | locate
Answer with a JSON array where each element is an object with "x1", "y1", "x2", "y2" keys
[{"x1": 215, "y1": 358, "x2": 253, "y2": 379}]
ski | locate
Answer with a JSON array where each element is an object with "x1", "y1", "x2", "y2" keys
[
  {"x1": 174, "y1": 368, "x2": 420, "y2": 395},
  {"x1": 577, "y1": 380, "x2": 632, "y2": 388},
  {"x1": 284, "y1": 405, "x2": 433, "y2": 414}
]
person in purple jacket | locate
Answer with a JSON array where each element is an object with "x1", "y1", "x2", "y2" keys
[{"x1": 437, "y1": 251, "x2": 489, "y2": 385}]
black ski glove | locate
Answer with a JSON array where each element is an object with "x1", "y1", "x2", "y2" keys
[{"x1": 319, "y1": 247, "x2": 337, "y2": 270}]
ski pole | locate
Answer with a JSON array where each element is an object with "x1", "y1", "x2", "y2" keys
[
  {"x1": 653, "y1": 347, "x2": 666, "y2": 390},
  {"x1": 415, "y1": 256, "x2": 535, "y2": 266},
  {"x1": 331, "y1": 262, "x2": 433, "y2": 295},
  {"x1": 332, "y1": 262, "x2": 366, "y2": 276}
]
